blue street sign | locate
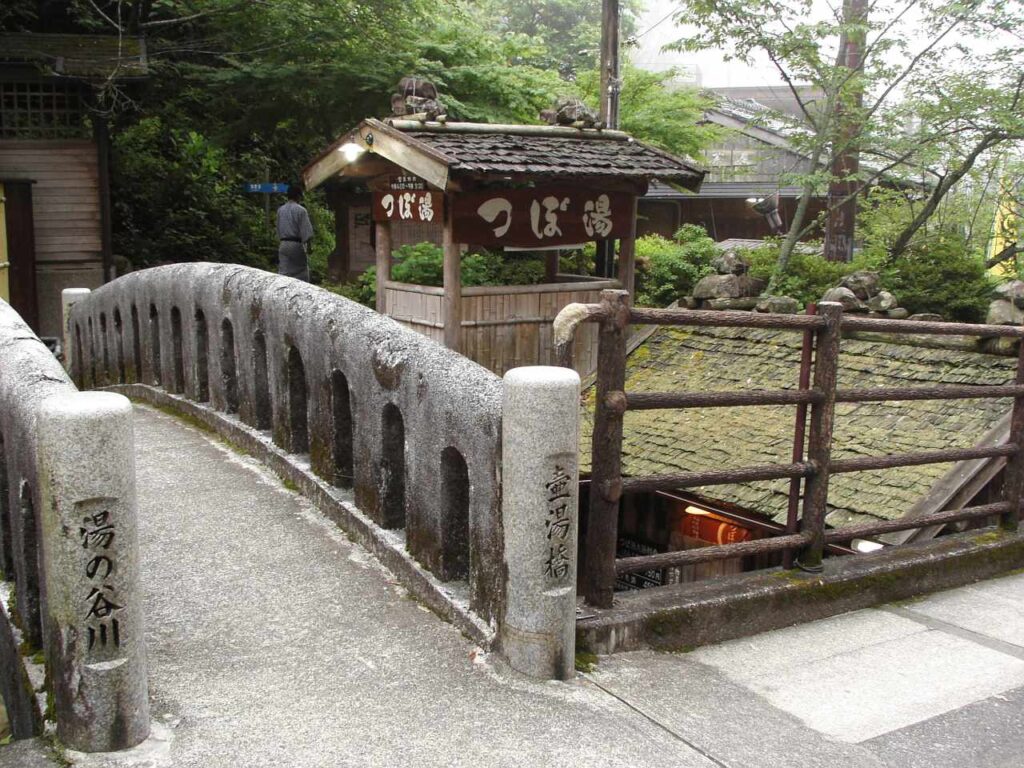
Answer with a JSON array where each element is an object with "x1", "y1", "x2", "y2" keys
[{"x1": 243, "y1": 182, "x2": 289, "y2": 194}]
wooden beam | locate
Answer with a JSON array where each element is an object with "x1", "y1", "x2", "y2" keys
[
  {"x1": 328, "y1": 193, "x2": 349, "y2": 283},
  {"x1": 387, "y1": 120, "x2": 631, "y2": 140},
  {"x1": 616, "y1": 196, "x2": 638, "y2": 299},
  {"x1": 442, "y1": 204, "x2": 461, "y2": 352},
  {"x1": 303, "y1": 118, "x2": 452, "y2": 192},
  {"x1": 375, "y1": 219, "x2": 391, "y2": 314}
]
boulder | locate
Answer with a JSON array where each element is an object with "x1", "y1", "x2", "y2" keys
[
  {"x1": 994, "y1": 280, "x2": 1024, "y2": 310},
  {"x1": 711, "y1": 251, "x2": 749, "y2": 275},
  {"x1": 707, "y1": 297, "x2": 760, "y2": 311},
  {"x1": 821, "y1": 286, "x2": 866, "y2": 312},
  {"x1": 866, "y1": 291, "x2": 897, "y2": 312},
  {"x1": 908, "y1": 313, "x2": 945, "y2": 322},
  {"x1": 692, "y1": 273, "x2": 766, "y2": 300},
  {"x1": 986, "y1": 299, "x2": 1024, "y2": 326},
  {"x1": 755, "y1": 295, "x2": 801, "y2": 314},
  {"x1": 885, "y1": 308, "x2": 909, "y2": 319},
  {"x1": 838, "y1": 271, "x2": 881, "y2": 300},
  {"x1": 680, "y1": 296, "x2": 699, "y2": 309}
]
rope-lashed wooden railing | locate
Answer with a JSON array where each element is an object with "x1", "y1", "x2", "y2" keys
[{"x1": 561, "y1": 289, "x2": 1024, "y2": 609}]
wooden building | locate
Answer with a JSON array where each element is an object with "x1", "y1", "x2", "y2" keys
[
  {"x1": 0, "y1": 34, "x2": 145, "y2": 339},
  {"x1": 637, "y1": 96, "x2": 827, "y2": 242},
  {"x1": 303, "y1": 118, "x2": 704, "y2": 376}
]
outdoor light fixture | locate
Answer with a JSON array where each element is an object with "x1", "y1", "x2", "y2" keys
[
  {"x1": 749, "y1": 192, "x2": 784, "y2": 234},
  {"x1": 339, "y1": 142, "x2": 366, "y2": 163},
  {"x1": 339, "y1": 132, "x2": 373, "y2": 163}
]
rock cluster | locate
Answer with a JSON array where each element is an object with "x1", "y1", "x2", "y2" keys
[
  {"x1": 692, "y1": 250, "x2": 765, "y2": 308},
  {"x1": 820, "y1": 271, "x2": 912, "y2": 319},
  {"x1": 987, "y1": 281, "x2": 1024, "y2": 326},
  {"x1": 686, "y1": 251, "x2": 803, "y2": 313}
]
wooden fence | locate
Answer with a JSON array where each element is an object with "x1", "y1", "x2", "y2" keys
[
  {"x1": 384, "y1": 276, "x2": 618, "y2": 376},
  {"x1": 565, "y1": 289, "x2": 1024, "y2": 608}
]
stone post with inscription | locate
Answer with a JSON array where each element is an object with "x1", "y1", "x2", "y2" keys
[
  {"x1": 37, "y1": 391, "x2": 150, "y2": 752},
  {"x1": 501, "y1": 366, "x2": 580, "y2": 680}
]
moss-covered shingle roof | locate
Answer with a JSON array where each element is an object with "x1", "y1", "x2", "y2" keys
[{"x1": 580, "y1": 325, "x2": 1016, "y2": 527}]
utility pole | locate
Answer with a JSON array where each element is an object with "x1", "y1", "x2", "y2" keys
[
  {"x1": 597, "y1": 0, "x2": 622, "y2": 277},
  {"x1": 599, "y1": 0, "x2": 621, "y2": 129},
  {"x1": 824, "y1": 0, "x2": 868, "y2": 262}
]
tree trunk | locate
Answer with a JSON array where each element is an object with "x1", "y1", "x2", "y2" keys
[
  {"x1": 888, "y1": 133, "x2": 1002, "y2": 259},
  {"x1": 769, "y1": 146, "x2": 826, "y2": 293}
]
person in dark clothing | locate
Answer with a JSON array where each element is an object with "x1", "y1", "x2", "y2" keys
[{"x1": 276, "y1": 184, "x2": 314, "y2": 281}]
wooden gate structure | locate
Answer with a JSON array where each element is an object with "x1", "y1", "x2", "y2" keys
[
  {"x1": 303, "y1": 118, "x2": 704, "y2": 376},
  {"x1": 560, "y1": 290, "x2": 1024, "y2": 608}
]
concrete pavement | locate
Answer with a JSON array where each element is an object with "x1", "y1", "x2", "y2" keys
[{"x1": 4, "y1": 403, "x2": 1024, "y2": 767}]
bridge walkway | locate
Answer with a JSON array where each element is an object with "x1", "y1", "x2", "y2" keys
[{"x1": 7, "y1": 403, "x2": 1024, "y2": 767}]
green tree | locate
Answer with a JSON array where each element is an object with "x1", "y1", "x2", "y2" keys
[
  {"x1": 670, "y1": 0, "x2": 1024, "y2": 288},
  {"x1": 577, "y1": 62, "x2": 717, "y2": 158},
  {"x1": 469, "y1": 0, "x2": 640, "y2": 80}
]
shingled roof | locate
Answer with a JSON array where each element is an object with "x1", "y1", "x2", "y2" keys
[
  {"x1": 397, "y1": 124, "x2": 704, "y2": 186},
  {"x1": 580, "y1": 325, "x2": 1016, "y2": 527},
  {"x1": 303, "y1": 118, "x2": 706, "y2": 192}
]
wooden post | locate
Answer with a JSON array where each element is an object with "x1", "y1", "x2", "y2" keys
[
  {"x1": 616, "y1": 197, "x2": 638, "y2": 299},
  {"x1": 1001, "y1": 340, "x2": 1024, "y2": 531},
  {"x1": 374, "y1": 220, "x2": 391, "y2": 314},
  {"x1": 544, "y1": 251, "x2": 560, "y2": 283},
  {"x1": 326, "y1": 184, "x2": 350, "y2": 283},
  {"x1": 584, "y1": 289, "x2": 630, "y2": 608},
  {"x1": 442, "y1": 204, "x2": 461, "y2": 352},
  {"x1": 797, "y1": 301, "x2": 843, "y2": 571},
  {"x1": 600, "y1": 0, "x2": 622, "y2": 128},
  {"x1": 94, "y1": 115, "x2": 114, "y2": 282}
]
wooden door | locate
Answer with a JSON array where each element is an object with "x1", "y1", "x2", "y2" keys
[{"x1": 3, "y1": 181, "x2": 38, "y2": 331}]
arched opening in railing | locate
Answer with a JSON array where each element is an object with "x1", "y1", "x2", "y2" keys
[
  {"x1": 74, "y1": 322, "x2": 85, "y2": 389},
  {"x1": 253, "y1": 330, "x2": 271, "y2": 430},
  {"x1": 114, "y1": 308, "x2": 126, "y2": 383},
  {"x1": 331, "y1": 370, "x2": 354, "y2": 488},
  {"x1": 440, "y1": 447, "x2": 470, "y2": 581},
  {"x1": 149, "y1": 304, "x2": 162, "y2": 386},
  {"x1": 221, "y1": 318, "x2": 239, "y2": 414},
  {"x1": 194, "y1": 308, "x2": 210, "y2": 402},
  {"x1": 87, "y1": 317, "x2": 97, "y2": 387},
  {"x1": 19, "y1": 481, "x2": 40, "y2": 642},
  {"x1": 170, "y1": 306, "x2": 185, "y2": 394},
  {"x1": 380, "y1": 403, "x2": 406, "y2": 529},
  {"x1": 0, "y1": 433, "x2": 10, "y2": 580},
  {"x1": 287, "y1": 345, "x2": 309, "y2": 453},
  {"x1": 130, "y1": 304, "x2": 142, "y2": 383},
  {"x1": 99, "y1": 313, "x2": 109, "y2": 385}
]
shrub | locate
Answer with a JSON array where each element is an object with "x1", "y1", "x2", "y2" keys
[
  {"x1": 632, "y1": 226, "x2": 717, "y2": 307},
  {"x1": 743, "y1": 242, "x2": 858, "y2": 306},
  {"x1": 325, "y1": 243, "x2": 551, "y2": 308},
  {"x1": 881, "y1": 236, "x2": 994, "y2": 322}
]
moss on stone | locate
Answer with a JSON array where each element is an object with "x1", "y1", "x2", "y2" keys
[{"x1": 574, "y1": 651, "x2": 599, "y2": 673}]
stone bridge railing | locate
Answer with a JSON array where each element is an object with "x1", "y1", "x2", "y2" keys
[
  {"x1": 0, "y1": 299, "x2": 148, "y2": 751},
  {"x1": 66, "y1": 265, "x2": 567, "y2": 665}
]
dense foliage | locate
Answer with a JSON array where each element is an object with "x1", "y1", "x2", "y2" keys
[
  {"x1": 326, "y1": 243, "x2": 551, "y2": 309},
  {"x1": 633, "y1": 226, "x2": 718, "y2": 307},
  {"x1": 743, "y1": 238, "x2": 994, "y2": 323}
]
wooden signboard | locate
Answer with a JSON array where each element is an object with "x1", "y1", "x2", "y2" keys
[
  {"x1": 373, "y1": 189, "x2": 444, "y2": 224},
  {"x1": 452, "y1": 187, "x2": 633, "y2": 248}
]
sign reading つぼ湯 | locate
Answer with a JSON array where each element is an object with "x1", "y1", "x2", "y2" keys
[
  {"x1": 453, "y1": 187, "x2": 633, "y2": 248},
  {"x1": 373, "y1": 190, "x2": 444, "y2": 224}
]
